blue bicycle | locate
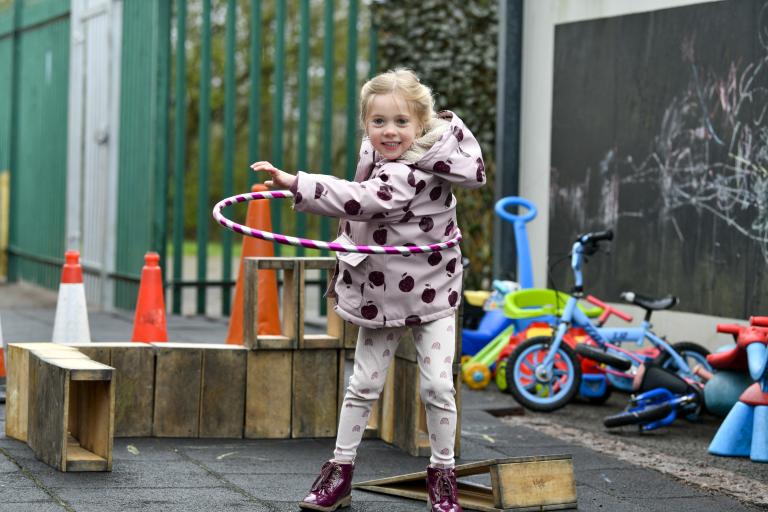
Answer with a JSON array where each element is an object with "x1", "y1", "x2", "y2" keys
[{"x1": 505, "y1": 230, "x2": 712, "y2": 412}]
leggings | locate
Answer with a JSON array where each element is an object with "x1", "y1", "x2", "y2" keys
[{"x1": 334, "y1": 314, "x2": 457, "y2": 467}]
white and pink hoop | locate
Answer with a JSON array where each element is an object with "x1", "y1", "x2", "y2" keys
[{"x1": 212, "y1": 190, "x2": 462, "y2": 255}]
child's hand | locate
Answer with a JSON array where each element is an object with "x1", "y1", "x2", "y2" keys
[{"x1": 250, "y1": 161, "x2": 297, "y2": 189}]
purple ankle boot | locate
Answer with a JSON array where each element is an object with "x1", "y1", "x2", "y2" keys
[
  {"x1": 299, "y1": 460, "x2": 354, "y2": 511},
  {"x1": 426, "y1": 466, "x2": 463, "y2": 512}
]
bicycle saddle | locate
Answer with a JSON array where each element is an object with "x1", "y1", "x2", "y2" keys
[{"x1": 620, "y1": 291, "x2": 679, "y2": 311}]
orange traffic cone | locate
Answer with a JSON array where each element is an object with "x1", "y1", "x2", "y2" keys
[
  {"x1": 52, "y1": 250, "x2": 92, "y2": 344},
  {"x1": 132, "y1": 252, "x2": 168, "y2": 342},
  {"x1": 225, "y1": 184, "x2": 281, "y2": 344}
]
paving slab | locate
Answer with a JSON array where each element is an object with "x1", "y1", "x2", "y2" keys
[{"x1": 0, "y1": 282, "x2": 765, "y2": 511}]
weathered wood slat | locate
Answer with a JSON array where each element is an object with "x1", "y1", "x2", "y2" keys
[
  {"x1": 152, "y1": 343, "x2": 202, "y2": 437},
  {"x1": 200, "y1": 345, "x2": 247, "y2": 438},
  {"x1": 292, "y1": 350, "x2": 339, "y2": 438},
  {"x1": 245, "y1": 350, "x2": 292, "y2": 438}
]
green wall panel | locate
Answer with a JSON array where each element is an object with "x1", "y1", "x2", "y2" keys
[{"x1": 11, "y1": 16, "x2": 69, "y2": 288}]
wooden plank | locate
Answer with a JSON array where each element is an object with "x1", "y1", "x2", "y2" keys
[
  {"x1": 69, "y1": 379, "x2": 114, "y2": 471},
  {"x1": 292, "y1": 350, "x2": 339, "y2": 438},
  {"x1": 277, "y1": 261, "x2": 300, "y2": 350},
  {"x1": 152, "y1": 344, "x2": 202, "y2": 437},
  {"x1": 354, "y1": 456, "x2": 576, "y2": 512},
  {"x1": 243, "y1": 259, "x2": 260, "y2": 349},
  {"x1": 111, "y1": 344, "x2": 155, "y2": 437},
  {"x1": 245, "y1": 350, "x2": 292, "y2": 438},
  {"x1": 6, "y1": 343, "x2": 32, "y2": 441},
  {"x1": 69, "y1": 344, "x2": 111, "y2": 365},
  {"x1": 27, "y1": 353, "x2": 68, "y2": 471},
  {"x1": 302, "y1": 334, "x2": 343, "y2": 350},
  {"x1": 199, "y1": 345, "x2": 247, "y2": 438},
  {"x1": 491, "y1": 457, "x2": 576, "y2": 510},
  {"x1": 37, "y1": 357, "x2": 113, "y2": 381},
  {"x1": 342, "y1": 321, "x2": 358, "y2": 349},
  {"x1": 299, "y1": 256, "x2": 336, "y2": 270},
  {"x1": 66, "y1": 443, "x2": 109, "y2": 472}
]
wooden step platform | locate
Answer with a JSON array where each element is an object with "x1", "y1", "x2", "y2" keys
[{"x1": 353, "y1": 455, "x2": 577, "y2": 511}]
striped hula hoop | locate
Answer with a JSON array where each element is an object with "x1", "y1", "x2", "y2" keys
[{"x1": 212, "y1": 190, "x2": 462, "y2": 255}]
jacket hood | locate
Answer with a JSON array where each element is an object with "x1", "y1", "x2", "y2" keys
[{"x1": 354, "y1": 111, "x2": 486, "y2": 189}]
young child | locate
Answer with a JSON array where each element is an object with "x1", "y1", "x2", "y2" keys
[{"x1": 251, "y1": 68, "x2": 485, "y2": 512}]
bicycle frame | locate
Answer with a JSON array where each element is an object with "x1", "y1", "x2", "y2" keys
[{"x1": 541, "y1": 240, "x2": 694, "y2": 378}]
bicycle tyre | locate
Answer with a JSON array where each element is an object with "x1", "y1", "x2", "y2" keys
[
  {"x1": 604, "y1": 402, "x2": 673, "y2": 428},
  {"x1": 507, "y1": 336, "x2": 582, "y2": 412},
  {"x1": 575, "y1": 344, "x2": 633, "y2": 371},
  {"x1": 655, "y1": 341, "x2": 712, "y2": 378}
]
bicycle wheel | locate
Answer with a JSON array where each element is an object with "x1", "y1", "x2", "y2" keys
[
  {"x1": 575, "y1": 344, "x2": 633, "y2": 371},
  {"x1": 655, "y1": 341, "x2": 712, "y2": 381},
  {"x1": 507, "y1": 336, "x2": 582, "y2": 412},
  {"x1": 604, "y1": 402, "x2": 673, "y2": 428}
]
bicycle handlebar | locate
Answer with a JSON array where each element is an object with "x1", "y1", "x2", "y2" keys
[
  {"x1": 717, "y1": 323, "x2": 742, "y2": 335},
  {"x1": 586, "y1": 295, "x2": 633, "y2": 323},
  {"x1": 577, "y1": 229, "x2": 614, "y2": 245},
  {"x1": 752, "y1": 316, "x2": 768, "y2": 327}
]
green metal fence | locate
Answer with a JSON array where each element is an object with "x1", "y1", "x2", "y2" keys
[
  {"x1": 1, "y1": 0, "x2": 70, "y2": 289},
  {"x1": 1, "y1": 0, "x2": 376, "y2": 318},
  {"x1": 163, "y1": 0, "x2": 377, "y2": 316}
]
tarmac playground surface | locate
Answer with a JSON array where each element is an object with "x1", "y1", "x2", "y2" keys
[{"x1": 0, "y1": 282, "x2": 766, "y2": 511}]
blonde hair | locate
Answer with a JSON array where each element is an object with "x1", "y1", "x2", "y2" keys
[{"x1": 359, "y1": 68, "x2": 435, "y2": 133}]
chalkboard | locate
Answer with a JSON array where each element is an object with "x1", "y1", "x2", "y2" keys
[{"x1": 550, "y1": 0, "x2": 768, "y2": 318}]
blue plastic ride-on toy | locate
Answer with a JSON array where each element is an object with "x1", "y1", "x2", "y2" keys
[{"x1": 461, "y1": 196, "x2": 537, "y2": 359}]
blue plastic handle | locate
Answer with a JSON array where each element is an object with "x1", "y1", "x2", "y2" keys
[
  {"x1": 495, "y1": 196, "x2": 537, "y2": 224},
  {"x1": 494, "y1": 196, "x2": 537, "y2": 289}
]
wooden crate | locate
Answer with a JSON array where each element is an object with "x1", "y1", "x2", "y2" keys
[
  {"x1": 5, "y1": 343, "x2": 87, "y2": 442},
  {"x1": 245, "y1": 348, "x2": 344, "y2": 439},
  {"x1": 69, "y1": 343, "x2": 155, "y2": 437},
  {"x1": 27, "y1": 351, "x2": 115, "y2": 472},
  {"x1": 354, "y1": 455, "x2": 577, "y2": 511},
  {"x1": 244, "y1": 257, "x2": 354, "y2": 350}
]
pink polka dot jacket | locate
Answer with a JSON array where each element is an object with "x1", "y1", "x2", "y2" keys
[{"x1": 292, "y1": 111, "x2": 486, "y2": 328}]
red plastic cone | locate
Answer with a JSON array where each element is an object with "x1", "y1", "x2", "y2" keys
[
  {"x1": 132, "y1": 252, "x2": 168, "y2": 342},
  {"x1": 52, "y1": 250, "x2": 91, "y2": 344},
  {"x1": 225, "y1": 184, "x2": 281, "y2": 344}
]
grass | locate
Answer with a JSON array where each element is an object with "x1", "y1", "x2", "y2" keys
[{"x1": 167, "y1": 240, "x2": 329, "y2": 258}]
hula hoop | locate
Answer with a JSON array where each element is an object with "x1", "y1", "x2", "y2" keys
[{"x1": 212, "y1": 190, "x2": 462, "y2": 255}]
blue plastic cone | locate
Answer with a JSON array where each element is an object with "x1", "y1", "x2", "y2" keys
[{"x1": 709, "y1": 401, "x2": 754, "y2": 457}]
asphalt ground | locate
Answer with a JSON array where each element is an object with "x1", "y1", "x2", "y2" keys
[{"x1": 0, "y1": 282, "x2": 766, "y2": 511}]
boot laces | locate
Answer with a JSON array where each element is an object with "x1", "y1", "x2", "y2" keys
[
  {"x1": 311, "y1": 462, "x2": 339, "y2": 493},
  {"x1": 437, "y1": 470, "x2": 455, "y2": 501}
]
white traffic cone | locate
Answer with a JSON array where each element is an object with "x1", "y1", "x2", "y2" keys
[{"x1": 52, "y1": 250, "x2": 91, "y2": 344}]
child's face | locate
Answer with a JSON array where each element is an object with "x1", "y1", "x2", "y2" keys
[{"x1": 365, "y1": 93, "x2": 419, "y2": 160}]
